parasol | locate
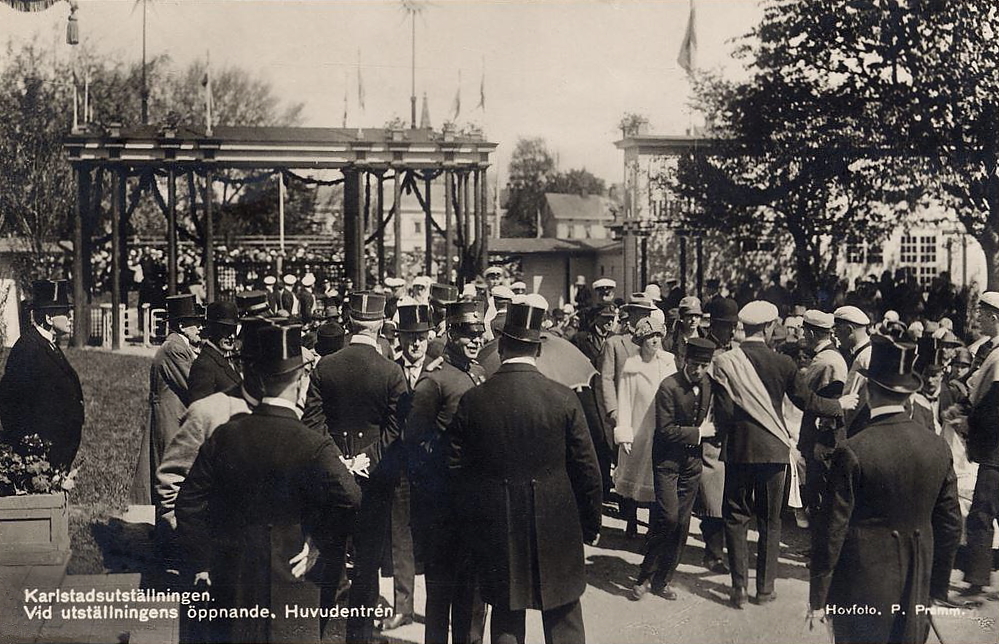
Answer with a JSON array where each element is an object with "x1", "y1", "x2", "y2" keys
[{"x1": 479, "y1": 332, "x2": 597, "y2": 390}]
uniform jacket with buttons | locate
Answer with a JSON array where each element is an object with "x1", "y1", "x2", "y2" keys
[{"x1": 654, "y1": 369, "x2": 710, "y2": 466}]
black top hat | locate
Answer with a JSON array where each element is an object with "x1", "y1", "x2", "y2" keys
[
  {"x1": 860, "y1": 335, "x2": 923, "y2": 394},
  {"x1": 315, "y1": 321, "x2": 346, "y2": 356},
  {"x1": 206, "y1": 301, "x2": 239, "y2": 327},
  {"x1": 397, "y1": 303, "x2": 432, "y2": 333},
  {"x1": 686, "y1": 337, "x2": 716, "y2": 364},
  {"x1": 915, "y1": 335, "x2": 942, "y2": 373},
  {"x1": 446, "y1": 300, "x2": 485, "y2": 331},
  {"x1": 256, "y1": 324, "x2": 305, "y2": 376},
  {"x1": 705, "y1": 297, "x2": 739, "y2": 323},
  {"x1": 502, "y1": 297, "x2": 548, "y2": 343},
  {"x1": 166, "y1": 294, "x2": 201, "y2": 323},
  {"x1": 235, "y1": 290, "x2": 270, "y2": 317},
  {"x1": 348, "y1": 291, "x2": 386, "y2": 321},
  {"x1": 238, "y1": 316, "x2": 273, "y2": 362},
  {"x1": 430, "y1": 283, "x2": 459, "y2": 306},
  {"x1": 32, "y1": 280, "x2": 72, "y2": 311}
]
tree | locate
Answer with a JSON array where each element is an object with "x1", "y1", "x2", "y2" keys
[
  {"x1": 547, "y1": 168, "x2": 605, "y2": 197},
  {"x1": 503, "y1": 137, "x2": 555, "y2": 237}
]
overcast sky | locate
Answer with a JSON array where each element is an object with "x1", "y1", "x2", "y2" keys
[{"x1": 3, "y1": 0, "x2": 763, "y2": 183}]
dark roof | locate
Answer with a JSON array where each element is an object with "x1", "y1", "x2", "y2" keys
[
  {"x1": 488, "y1": 238, "x2": 621, "y2": 254},
  {"x1": 544, "y1": 193, "x2": 616, "y2": 221}
]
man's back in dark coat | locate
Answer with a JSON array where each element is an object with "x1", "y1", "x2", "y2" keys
[
  {"x1": 188, "y1": 341, "x2": 241, "y2": 404},
  {"x1": 0, "y1": 325, "x2": 84, "y2": 471}
]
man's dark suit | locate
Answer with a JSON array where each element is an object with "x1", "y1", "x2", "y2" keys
[
  {"x1": 280, "y1": 288, "x2": 297, "y2": 314},
  {"x1": 712, "y1": 339, "x2": 843, "y2": 597},
  {"x1": 810, "y1": 411, "x2": 962, "y2": 643},
  {"x1": 299, "y1": 288, "x2": 316, "y2": 324},
  {"x1": 572, "y1": 329, "x2": 614, "y2": 490},
  {"x1": 188, "y1": 342, "x2": 241, "y2": 403},
  {"x1": 448, "y1": 362, "x2": 602, "y2": 644},
  {"x1": 0, "y1": 325, "x2": 84, "y2": 471},
  {"x1": 963, "y1": 344, "x2": 999, "y2": 588},
  {"x1": 305, "y1": 338, "x2": 409, "y2": 643},
  {"x1": 176, "y1": 403, "x2": 361, "y2": 644},
  {"x1": 637, "y1": 368, "x2": 710, "y2": 589}
]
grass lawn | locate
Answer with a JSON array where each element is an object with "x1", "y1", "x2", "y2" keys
[{"x1": 0, "y1": 347, "x2": 151, "y2": 574}]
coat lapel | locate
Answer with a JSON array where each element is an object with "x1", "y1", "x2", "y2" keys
[{"x1": 28, "y1": 326, "x2": 77, "y2": 382}]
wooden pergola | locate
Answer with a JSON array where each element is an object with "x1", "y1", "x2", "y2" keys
[{"x1": 64, "y1": 124, "x2": 497, "y2": 349}]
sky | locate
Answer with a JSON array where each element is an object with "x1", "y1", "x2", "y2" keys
[{"x1": 2, "y1": 0, "x2": 763, "y2": 184}]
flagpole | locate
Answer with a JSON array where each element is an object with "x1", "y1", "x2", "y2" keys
[{"x1": 410, "y1": 10, "x2": 416, "y2": 129}]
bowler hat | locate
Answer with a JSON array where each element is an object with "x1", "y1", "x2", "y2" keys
[
  {"x1": 706, "y1": 297, "x2": 739, "y2": 323},
  {"x1": 446, "y1": 300, "x2": 485, "y2": 331},
  {"x1": 397, "y1": 303, "x2": 432, "y2": 333},
  {"x1": 686, "y1": 337, "x2": 716, "y2": 364},
  {"x1": 502, "y1": 294, "x2": 548, "y2": 343},
  {"x1": 256, "y1": 324, "x2": 306, "y2": 376},
  {"x1": 166, "y1": 294, "x2": 201, "y2": 323},
  {"x1": 206, "y1": 301, "x2": 239, "y2": 327},
  {"x1": 238, "y1": 317, "x2": 273, "y2": 362},
  {"x1": 860, "y1": 335, "x2": 922, "y2": 394},
  {"x1": 315, "y1": 321, "x2": 346, "y2": 356},
  {"x1": 32, "y1": 279, "x2": 72, "y2": 311},
  {"x1": 348, "y1": 291, "x2": 386, "y2": 321},
  {"x1": 235, "y1": 290, "x2": 270, "y2": 317}
]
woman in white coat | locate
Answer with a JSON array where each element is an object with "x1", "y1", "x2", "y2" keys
[{"x1": 614, "y1": 315, "x2": 677, "y2": 537}]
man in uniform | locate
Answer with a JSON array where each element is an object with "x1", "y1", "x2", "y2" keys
[
  {"x1": 448, "y1": 295, "x2": 602, "y2": 644},
  {"x1": 280, "y1": 274, "x2": 299, "y2": 315},
  {"x1": 412, "y1": 275, "x2": 433, "y2": 305},
  {"x1": 176, "y1": 325, "x2": 362, "y2": 644},
  {"x1": 130, "y1": 293, "x2": 201, "y2": 505},
  {"x1": 305, "y1": 291, "x2": 409, "y2": 643},
  {"x1": 0, "y1": 279, "x2": 83, "y2": 472},
  {"x1": 188, "y1": 301, "x2": 241, "y2": 403},
  {"x1": 405, "y1": 299, "x2": 488, "y2": 644},
  {"x1": 299, "y1": 273, "x2": 318, "y2": 324},
  {"x1": 511, "y1": 280, "x2": 528, "y2": 296},
  {"x1": 632, "y1": 338, "x2": 716, "y2": 601},
  {"x1": 710, "y1": 301, "x2": 857, "y2": 608},
  {"x1": 834, "y1": 305, "x2": 872, "y2": 433},
  {"x1": 264, "y1": 275, "x2": 281, "y2": 313},
  {"x1": 809, "y1": 335, "x2": 962, "y2": 643}
]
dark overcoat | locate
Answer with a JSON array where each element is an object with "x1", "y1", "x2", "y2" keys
[
  {"x1": 0, "y1": 326, "x2": 84, "y2": 471},
  {"x1": 810, "y1": 412, "x2": 962, "y2": 644},
  {"x1": 447, "y1": 362, "x2": 602, "y2": 611},
  {"x1": 176, "y1": 403, "x2": 361, "y2": 644},
  {"x1": 188, "y1": 342, "x2": 241, "y2": 404}
]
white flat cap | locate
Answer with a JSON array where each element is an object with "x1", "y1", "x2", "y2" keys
[
  {"x1": 283, "y1": 274, "x2": 298, "y2": 286},
  {"x1": 461, "y1": 284, "x2": 478, "y2": 298},
  {"x1": 980, "y1": 291, "x2": 999, "y2": 312},
  {"x1": 738, "y1": 300, "x2": 779, "y2": 325},
  {"x1": 803, "y1": 309, "x2": 834, "y2": 330},
  {"x1": 412, "y1": 275, "x2": 433, "y2": 288},
  {"x1": 301, "y1": 273, "x2": 316, "y2": 287},
  {"x1": 593, "y1": 278, "x2": 616, "y2": 290},
  {"x1": 384, "y1": 277, "x2": 405, "y2": 288},
  {"x1": 263, "y1": 275, "x2": 277, "y2": 285},
  {"x1": 833, "y1": 305, "x2": 870, "y2": 326},
  {"x1": 511, "y1": 281, "x2": 528, "y2": 292},
  {"x1": 883, "y1": 310, "x2": 900, "y2": 323},
  {"x1": 513, "y1": 293, "x2": 549, "y2": 310},
  {"x1": 484, "y1": 266, "x2": 505, "y2": 277}
]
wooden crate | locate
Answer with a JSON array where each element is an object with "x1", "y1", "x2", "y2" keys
[{"x1": 0, "y1": 492, "x2": 71, "y2": 566}]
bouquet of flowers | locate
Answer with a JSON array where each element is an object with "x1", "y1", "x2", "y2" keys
[{"x1": 0, "y1": 435, "x2": 77, "y2": 497}]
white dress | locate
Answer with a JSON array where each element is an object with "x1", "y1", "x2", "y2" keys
[{"x1": 612, "y1": 349, "x2": 677, "y2": 503}]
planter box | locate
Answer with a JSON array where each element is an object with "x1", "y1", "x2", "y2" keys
[{"x1": 0, "y1": 492, "x2": 71, "y2": 566}]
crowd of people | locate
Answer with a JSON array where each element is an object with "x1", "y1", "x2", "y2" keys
[{"x1": 1, "y1": 263, "x2": 997, "y2": 644}]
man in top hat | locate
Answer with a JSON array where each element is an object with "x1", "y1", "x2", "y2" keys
[
  {"x1": 710, "y1": 301, "x2": 857, "y2": 608},
  {"x1": 130, "y1": 293, "x2": 202, "y2": 505},
  {"x1": 412, "y1": 275, "x2": 434, "y2": 305},
  {"x1": 447, "y1": 294, "x2": 602, "y2": 644},
  {"x1": 281, "y1": 274, "x2": 299, "y2": 315},
  {"x1": 428, "y1": 283, "x2": 459, "y2": 352},
  {"x1": 299, "y1": 273, "x2": 318, "y2": 324},
  {"x1": 951, "y1": 291, "x2": 999, "y2": 600},
  {"x1": 664, "y1": 295, "x2": 703, "y2": 364},
  {"x1": 305, "y1": 291, "x2": 410, "y2": 644},
  {"x1": 176, "y1": 325, "x2": 362, "y2": 644},
  {"x1": 834, "y1": 306, "x2": 872, "y2": 432},
  {"x1": 796, "y1": 310, "x2": 849, "y2": 523},
  {"x1": 510, "y1": 280, "x2": 528, "y2": 296},
  {"x1": 264, "y1": 275, "x2": 281, "y2": 313},
  {"x1": 0, "y1": 280, "x2": 83, "y2": 472},
  {"x1": 405, "y1": 299, "x2": 489, "y2": 644},
  {"x1": 631, "y1": 337, "x2": 717, "y2": 601},
  {"x1": 189, "y1": 301, "x2": 241, "y2": 403},
  {"x1": 809, "y1": 335, "x2": 962, "y2": 643},
  {"x1": 235, "y1": 290, "x2": 271, "y2": 319}
]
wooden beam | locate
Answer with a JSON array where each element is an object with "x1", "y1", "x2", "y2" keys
[
  {"x1": 377, "y1": 175, "x2": 385, "y2": 283},
  {"x1": 111, "y1": 167, "x2": 124, "y2": 350},
  {"x1": 424, "y1": 173, "x2": 433, "y2": 276},
  {"x1": 343, "y1": 170, "x2": 361, "y2": 289},
  {"x1": 393, "y1": 168, "x2": 403, "y2": 278},
  {"x1": 204, "y1": 168, "x2": 216, "y2": 301},
  {"x1": 445, "y1": 171, "x2": 453, "y2": 284},
  {"x1": 167, "y1": 168, "x2": 178, "y2": 295},
  {"x1": 71, "y1": 165, "x2": 90, "y2": 348}
]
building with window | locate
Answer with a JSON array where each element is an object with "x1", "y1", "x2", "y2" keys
[{"x1": 541, "y1": 192, "x2": 618, "y2": 240}]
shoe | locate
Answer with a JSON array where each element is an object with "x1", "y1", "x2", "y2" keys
[
  {"x1": 729, "y1": 587, "x2": 747, "y2": 609},
  {"x1": 753, "y1": 591, "x2": 777, "y2": 605},
  {"x1": 629, "y1": 579, "x2": 651, "y2": 601},
  {"x1": 656, "y1": 585, "x2": 678, "y2": 601},
  {"x1": 380, "y1": 613, "x2": 414, "y2": 631},
  {"x1": 702, "y1": 557, "x2": 729, "y2": 574},
  {"x1": 794, "y1": 507, "x2": 810, "y2": 529}
]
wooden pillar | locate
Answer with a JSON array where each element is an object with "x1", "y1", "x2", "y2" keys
[
  {"x1": 473, "y1": 170, "x2": 481, "y2": 274},
  {"x1": 696, "y1": 234, "x2": 704, "y2": 299},
  {"x1": 424, "y1": 173, "x2": 433, "y2": 276},
  {"x1": 377, "y1": 175, "x2": 386, "y2": 283},
  {"x1": 445, "y1": 171, "x2": 454, "y2": 284},
  {"x1": 478, "y1": 168, "x2": 489, "y2": 274},
  {"x1": 679, "y1": 234, "x2": 688, "y2": 295},
  {"x1": 71, "y1": 165, "x2": 90, "y2": 348},
  {"x1": 204, "y1": 168, "x2": 216, "y2": 301},
  {"x1": 167, "y1": 168, "x2": 178, "y2": 296},
  {"x1": 111, "y1": 167, "x2": 124, "y2": 350},
  {"x1": 641, "y1": 235, "x2": 648, "y2": 289},
  {"x1": 393, "y1": 168, "x2": 403, "y2": 278},
  {"x1": 357, "y1": 171, "x2": 366, "y2": 289},
  {"x1": 344, "y1": 170, "x2": 363, "y2": 289}
]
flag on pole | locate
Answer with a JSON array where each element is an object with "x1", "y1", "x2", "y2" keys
[
  {"x1": 201, "y1": 50, "x2": 214, "y2": 136},
  {"x1": 677, "y1": 0, "x2": 698, "y2": 76},
  {"x1": 451, "y1": 70, "x2": 462, "y2": 121},
  {"x1": 357, "y1": 49, "x2": 365, "y2": 111},
  {"x1": 477, "y1": 58, "x2": 485, "y2": 111}
]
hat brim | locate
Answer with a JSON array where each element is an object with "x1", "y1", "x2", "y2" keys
[
  {"x1": 398, "y1": 324, "x2": 432, "y2": 333},
  {"x1": 501, "y1": 329, "x2": 542, "y2": 343},
  {"x1": 859, "y1": 368, "x2": 923, "y2": 394},
  {"x1": 348, "y1": 309, "x2": 385, "y2": 321}
]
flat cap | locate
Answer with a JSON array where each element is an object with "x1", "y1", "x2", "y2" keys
[
  {"x1": 833, "y1": 305, "x2": 871, "y2": 326},
  {"x1": 483, "y1": 266, "x2": 505, "y2": 277},
  {"x1": 263, "y1": 275, "x2": 277, "y2": 286},
  {"x1": 980, "y1": 291, "x2": 999, "y2": 312},
  {"x1": 679, "y1": 295, "x2": 702, "y2": 315},
  {"x1": 738, "y1": 300, "x2": 779, "y2": 325},
  {"x1": 283, "y1": 274, "x2": 298, "y2": 286},
  {"x1": 384, "y1": 277, "x2": 406, "y2": 288},
  {"x1": 510, "y1": 281, "x2": 528, "y2": 292},
  {"x1": 803, "y1": 309, "x2": 834, "y2": 330},
  {"x1": 412, "y1": 275, "x2": 433, "y2": 288},
  {"x1": 593, "y1": 278, "x2": 616, "y2": 290}
]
